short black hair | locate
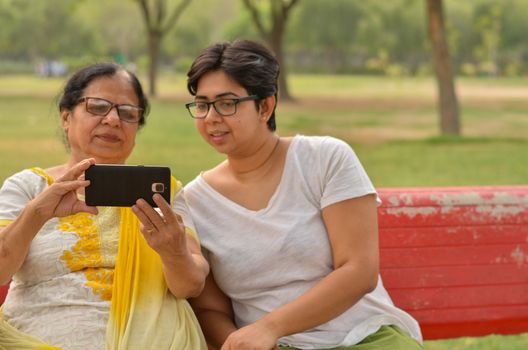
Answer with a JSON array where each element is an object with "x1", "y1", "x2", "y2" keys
[
  {"x1": 187, "y1": 39, "x2": 280, "y2": 131},
  {"x1": 59, "y1": 62, "x2": 149, "y2": 127}
]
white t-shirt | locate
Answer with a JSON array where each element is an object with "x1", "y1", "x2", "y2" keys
[{"x1": 184, "y1": 135, "x2": 422, "y2": 348}]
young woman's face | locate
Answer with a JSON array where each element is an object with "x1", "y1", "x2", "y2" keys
[
  {"x1": 62, "y1": 72, "x2": 140, "y2": 164},
  {"x1": 192, "y1": 69, "x2": 270, "y2": 156}
]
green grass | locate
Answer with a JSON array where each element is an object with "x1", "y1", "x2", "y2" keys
[
  {"x1": 1, "y1": 74, "x2": 526, "y2": 185},
  {"x1": 1, "y1": 74, "x2": 526, "y2": 184},
  {"x1": 424, "y1": 334, "x2": 528, "y2": 350},
  {"x1": 0, "y1": 74, "x2": 527, "y2": 349},
  {"x1": 357, "y1": 137, "x2": 528, "y2": 187}
]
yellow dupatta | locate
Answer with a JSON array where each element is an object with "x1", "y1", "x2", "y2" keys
[
  {"x1": 0, "y1": 310, "x2": 60, "y2": 350},
  {"x1": 0, "y1": 177, "x2": 206, "y2": 350},
  {"x1": 106, "y1": 177, "x2": 206, "y2": 349}
]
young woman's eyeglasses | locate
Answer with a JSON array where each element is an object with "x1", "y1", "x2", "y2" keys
[
  {"x1": 185, "y1": 95, "x2": 259, "y2": 119},
  {"x1": 77, "y1": 97, "x2": 143, "y2": 123}
]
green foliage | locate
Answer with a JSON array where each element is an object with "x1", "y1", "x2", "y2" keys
[
  {"x1": 164, "y1": 0, "x2": 220, "y2": 66},
  {"x1": 0, "y1": 0, "x2": 95, "y2": 59},
  {"x1": 287, "y1": 0, "x2": 428, "y2": 74},
  {"x1": 0, "y1": 0, "x2": 527, "y2": 76},
  {"x1": 221, "y1": 1, "x2": 260, "y2": 41},
  {"x1": 446, "y1": 0, "x2": 528, "y2": 76},
  {"x1": 75, "y1": 0, "x2": 145, "y2": 60}
]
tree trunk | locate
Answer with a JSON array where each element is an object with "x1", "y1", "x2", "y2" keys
[
  {"x1": 269, "y1": 32, "x2": 292, "y2": 101},
  {"x1": 241, "y1": 0, "x2": 299, "y2": 102},
  {"x1": 426, "y1": 0, "x2": 460, "y2": 135},
  {"x1": 148, "y1": 32, "x2": 160, "y2": 97},
  {"x1": 136, "y1": 0, "x2": 191, "y2": 97}
]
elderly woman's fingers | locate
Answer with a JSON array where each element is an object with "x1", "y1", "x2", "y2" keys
[
  {"x1": 133, "y1": 198, "x2": 167, "y2": 232},
  {"x1": 55, "y1": 179, "x2": 91, "y2": 194},
  {"x1": 57, "y1": 158, "x2": 96, "y2": 182},
  {"x1": 74, "y1": 201, "x2": 99, "y2": 215},
  {"x1": 152, "y1": 194, "x2": 181, "y2": 226},
  {"x1": 131, "y1": 204, "x2": 156, "y2": 235}
]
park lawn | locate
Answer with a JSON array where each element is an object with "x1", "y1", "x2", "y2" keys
[
  {"x1": 424, "y1": 333, "x2": 528, "y2": 350},
  {"x1": 0, "y1": 74, "x2": 527, "y2": 349},
  {"x1": 2, "y1": 94, "x2": 527, "y2": 186}
]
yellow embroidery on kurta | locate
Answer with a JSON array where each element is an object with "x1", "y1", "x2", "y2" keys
[{"x1": 59, "y1": 211, "x2": 116, "y2": 301}]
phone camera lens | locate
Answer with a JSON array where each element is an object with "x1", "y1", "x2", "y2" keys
[{"x1": 152, "y1": 183, "x2": 165, "y2": 193}]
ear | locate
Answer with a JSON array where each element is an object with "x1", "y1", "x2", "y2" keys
[
  {"x1": 259, "y1": 95, "x2": 276, "y2": 122},
  {"x1": 60, "y1": 109, "x2": 71, "y2": 132}
]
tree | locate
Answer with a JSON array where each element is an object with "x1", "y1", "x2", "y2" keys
[
  {"x1": 0, "y1": 0, "x2": 93, "y2": 61},
  {"x1": 472, "y1": 1, "x2": 502, "y2": 75},
  {"x1": 241, "y1": 0, "x2": 300, "y2": 101},
  {"x1": 287, "y1": 0, "x2": 362, "y2": 74},
  {"x1": 79, "y1": 0, "x2": 144, "y2": 62},
  {"x1": 136, "y1": 0, "x2": 192, "y2": 96},
  {"x1": 426, "y1": 0, "x2": 460, "y2": 135}
]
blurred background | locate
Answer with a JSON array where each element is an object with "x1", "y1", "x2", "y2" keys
[
  {"x1": 0, "y1": 0, "x2": 527, "y2": 348},
  {"x1": 1, "y1": 0, "x2": 526, "y2": 187},
  {"x1": 2, "y1": 0, "x2": 528, "y2": 80}
]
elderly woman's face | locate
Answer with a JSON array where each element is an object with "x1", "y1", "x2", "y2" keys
[{"x1": 61, "y1": 72, "x2": 140, "y2": 164}]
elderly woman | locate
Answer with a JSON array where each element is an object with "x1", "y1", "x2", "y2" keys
[{"x1": 0, "y1": 62, "x2": 208, "y2": 349}]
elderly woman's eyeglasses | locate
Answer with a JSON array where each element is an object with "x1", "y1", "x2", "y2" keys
[
  {"x1": 185, "y1": 95, "x2": 259, "y2": 119},
  {"x1": 78, "y1": 97, "x2": 143, "y2": 123}
]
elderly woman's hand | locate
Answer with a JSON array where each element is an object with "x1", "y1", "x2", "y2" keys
[
  {"x1": 132, "y1": 193, "x2": 209, "y2": 298},
  {"x1": 131, "y1": 194, "x2": 188, "y2": 257},
  {"x1": 29, "y1": 158, "x2": 98, "y2": 222}
]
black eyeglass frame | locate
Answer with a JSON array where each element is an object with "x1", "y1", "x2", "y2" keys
[
  {"x1": 77, "y1": 97, "x2": 144, "y2": 123},
  {"x1": 185, "y1": 95, "x2": 260, "y2": 119}
]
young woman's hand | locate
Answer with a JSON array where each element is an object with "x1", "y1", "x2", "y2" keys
[
  {"x1": 220, "y1": 322, "x2": 280, "y2": 350},
  {"x1": 29, "y1": 158, "x2": 98, "y2": 221}
]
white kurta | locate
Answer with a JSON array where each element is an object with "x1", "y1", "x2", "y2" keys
[{"x1": 0, "y1": 168, "x2": 197, "y2": 349}]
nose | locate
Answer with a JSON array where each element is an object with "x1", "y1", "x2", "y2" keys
[
  {"x1": 203, "y1": 104, "x2": 222, "y2": 122},
  {"x1": 102, "y1": 107, "x2": 121, "y2": 126}
]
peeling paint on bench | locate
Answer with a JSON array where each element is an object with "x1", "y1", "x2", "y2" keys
[
  {"x1": 510, "y1": 245, "x2": 528, "y2": 267},
  {"x1": 378, "y1": 185, "x2": 528, "y2": 340}
]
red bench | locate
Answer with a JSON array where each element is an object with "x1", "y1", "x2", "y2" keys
[
  {"x1": 2, "y1": 185, "x2": 528, "y2": 342},
  {"x1": 0, "y1": 283, "x2": 6, "y2": 305},
  {"x1": 378, "y1": 186, "x2": 528, "y2": 340}
]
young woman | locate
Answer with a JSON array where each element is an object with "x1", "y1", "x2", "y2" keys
[
  {"x1": 184, "y1": 40, "x2": 423, "y2": 350},
  {"x1": 0, "y1": 62, "x2": 208, "y2": 349}
]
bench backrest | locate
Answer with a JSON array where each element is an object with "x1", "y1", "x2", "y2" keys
[{"x1": 378, "y1": 186, "x2": 528, "y2": 340}]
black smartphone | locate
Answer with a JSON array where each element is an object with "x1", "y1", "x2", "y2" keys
[{"x1": 84, "y1": 164, "x2": 171, "y2": 207}]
